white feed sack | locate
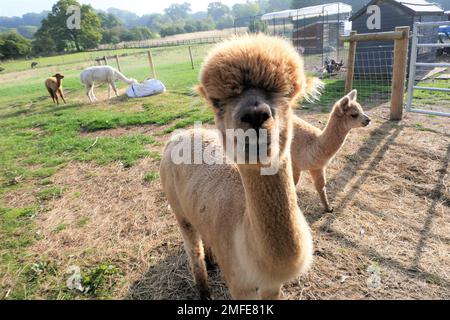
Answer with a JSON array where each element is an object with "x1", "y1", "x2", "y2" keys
[{"x1": 126, "y1": 78, "x2": 166, "y2": 98}]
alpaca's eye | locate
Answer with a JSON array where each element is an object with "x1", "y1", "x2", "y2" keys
[{"x1": 351, "y1": 114, "x2": 359, "y2": 119}]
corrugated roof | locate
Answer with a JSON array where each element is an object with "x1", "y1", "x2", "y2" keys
[
  {"x1": 394, "y1": 0, "x2": 443, "y2": 13},
  {"x1": 350, "y1": 0, "x2": 444, "y2": 21},
  {"x1": 261, "y1": 2, "x2": 352, "y2": 21}
]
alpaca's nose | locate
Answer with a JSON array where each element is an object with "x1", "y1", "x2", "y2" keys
[
  {"x1": 363, "y1": 116, "x2": 372, "y2": 127},
  {"x1": 240, "y1": 104, "x2": 272, "y2": 130}
]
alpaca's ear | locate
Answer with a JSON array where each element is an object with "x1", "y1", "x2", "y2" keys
[
  {"x1": 336, "y1": 95, "x2": 350, "y2": 115},
  {"x1": 348, "y1": 89, "x2": 357, "y2": 101}
]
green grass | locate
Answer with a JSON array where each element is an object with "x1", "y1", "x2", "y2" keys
[
  {"x1": 0, "y1": 45, "x2": 216, "y2": 299},
  {"x1": 144, "y1": 171, "x2": 159, "y2": 182},
  {"x1": 0, "y1": 47, "x2": 154, "y2": 74},
  {"x1": 413, "y1": 79, "x2": 450, "y2": 107},
  {"x1": 36, "y1": 187, "x2": 64, "y2": 201}
]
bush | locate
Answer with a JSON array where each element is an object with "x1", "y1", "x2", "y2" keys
[{"x1": 0, "y1": 32, "x2": 32, "y2": 59}]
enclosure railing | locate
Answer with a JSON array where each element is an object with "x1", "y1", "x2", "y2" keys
[
  {"x1": 341, "y1": 26, "x2": 410, "y2": 121},
  {"x1": 406, "y1": 21, "x2": 450, "y2": 117}
]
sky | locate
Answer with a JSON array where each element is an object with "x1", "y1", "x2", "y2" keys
[{"x1": 0, "y1": 0, "x2": 246, "y2": 17}]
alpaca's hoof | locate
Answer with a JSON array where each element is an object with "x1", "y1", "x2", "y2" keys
[{"x1": 325, "y1": 207, "x2": 334, "y2": 213}]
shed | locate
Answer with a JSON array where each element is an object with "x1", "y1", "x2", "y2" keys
[
  {"x1": 350, "y1": 0, "x2": 444, "y2": 76},
  {"x1": 261, "y1": 3, "x2": 352, "y2": 55}
]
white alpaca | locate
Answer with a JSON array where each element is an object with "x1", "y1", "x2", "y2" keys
[{"x1": 80, "y1": 66, "x2": 138, "y2": 102}]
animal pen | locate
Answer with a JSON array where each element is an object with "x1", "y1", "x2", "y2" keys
[{"x1": 244, "y1": 3, "x2": 399, "y2": 109}]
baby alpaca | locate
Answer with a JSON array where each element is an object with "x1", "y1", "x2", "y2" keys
[
  {"x1": 80, "y1": 65, "x2": 138, "y2": 102},
  {"x1": 160, "y1": 35, "x2": 317, "y2": 300},
  {"x1": 45, "y1": 73, "x2": 66, "y2": 105},
  {"x1": 291, "y1": 90, "x2": 371, "y2": 212}
]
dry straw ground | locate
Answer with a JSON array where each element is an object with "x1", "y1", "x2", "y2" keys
[{"x1": 5, "y1": 102, "x2": 448, "y2": 300}]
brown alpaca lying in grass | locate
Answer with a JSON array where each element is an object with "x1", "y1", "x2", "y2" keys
[
  {"x1": 160, "y1": 35, "x2": 318, "y2": 300},
  {"x1": 45, "y1": 73, "x2": 66, "y2": 104},
  {"x1": 291, "y1": 90, "x2": 371, "y2": 212}
]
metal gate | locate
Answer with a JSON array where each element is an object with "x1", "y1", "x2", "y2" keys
[{"x1": 406, "y1": 21, "x2": 450, "y2": 117}]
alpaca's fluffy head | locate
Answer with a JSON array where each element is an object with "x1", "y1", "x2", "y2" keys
[
  {"x1": 53, "y1": 73, "x2": 65, "y2": 80},
  {"x1": 197, "y1": 34, "x2": 319, "y2": 165},
  {"x1": 331, "y1": 90, "x2": 371, "y2": 130}
]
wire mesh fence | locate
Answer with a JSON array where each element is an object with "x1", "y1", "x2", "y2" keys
[
  {"x1": 88, "y1": 39, "x2": 394, "y2": 111},
  {"x1": 236, "y1": 9, "x2": 395, "y2": 110}
]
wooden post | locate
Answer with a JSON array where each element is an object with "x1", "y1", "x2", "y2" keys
[
  {"x1": 345, "y1": 31, "x2": 357, "y2": 94},
  {"x1": 147, "y1": 50, "x2": 157, "y2": 79},
  {"x1": 115, "y1": 55, "x2": 121, "y2": 72},
  {"x1": 104, "y1": 56, "x2": 109, "y2": 66},
  {"x1": 188, "y1": 46, "x2": 195, "y2": 70},
  {"x1": 390, "y1": 26, "x2": 410, "y2": 121}
]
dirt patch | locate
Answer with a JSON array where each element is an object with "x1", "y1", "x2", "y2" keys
[
  {"x1": 3, "y1": 186, "x2": 37, "y2": 208},
  {"x1": 27, "y1": 104, "x2": 449, "y2": 299}
]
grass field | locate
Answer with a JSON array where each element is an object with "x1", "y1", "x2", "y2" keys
[{"x1": 0, "y1": 44, "x2": 449, "y2": 300}]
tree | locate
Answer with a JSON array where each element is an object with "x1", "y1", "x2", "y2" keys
[
  {"x1": 98, "y1": 12, "x2": 122, "y2": 29},
  {"x1": 17, "y1": 25, "x2": 39, "y2": 38},
  {"x1": 107, "y1": 8, "x2": 139, "y2": 28},
  {"x1": 207, "y1": 2, "x2": 231, "y2": 21},
  {"x1": 0, "y1": 32, "x2": 32, "y2": 59},
  {"x1": 216, "y1": 16, "x2": 234, "y2": 30},
  {"x1": 264, "y1": 0, "x2": 291, "y2": 13},
  {"x1": 164, "y1": 3, "x2": 192, "y2": 21},
  {"x1": 33, "y1": 0, "x2": 101, "y2": 53},
  {"x1": 32, "y1": 23, "x2": 57, "y2": 55},
  {"x1": 160, "y1": 23, "x2": 186, "y2": 37},
  {"x1": 232, "y1": 1, "x2": 260, "y2": 19}
]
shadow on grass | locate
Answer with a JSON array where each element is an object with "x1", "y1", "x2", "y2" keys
[
  {"x1": 0, "y1": 101, "x2": 83, "y2": 120},
  {"x1": 412, "y1": 144, "x2": 450, "y2": 269},
  {"x1": 126, "y1": 245, "x2": 228, "y2": 300}
]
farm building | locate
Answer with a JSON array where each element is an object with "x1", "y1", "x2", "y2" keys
[
  {"x1": 350, "y1": 0, "x2": 445, "y2": 77},
  {"x1": 261, "y1": 3, "x2": 352, "y2": 55}
]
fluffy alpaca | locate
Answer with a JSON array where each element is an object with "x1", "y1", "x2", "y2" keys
[
  {"x1": 291, "y1": 90, "x2": 371, "y2": 212},
  {"x1": 160, "y1": 35, "x2": 317, "y2": 300},
  {"x1": 80, "y1": 65, "x2": 138, "y2": 102},
  {"x1": 45, "y1": 73, "x2": 66, "y2": 105}
]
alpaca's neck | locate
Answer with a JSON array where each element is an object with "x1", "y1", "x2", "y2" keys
[
  {"x1": 238, "y1": 154, "x2": 305, "y2": 263},
  {"x1": 114, "y1": 70, "x2": 133, "y2": 84},
  {"x1": 318, "y1": 113, "x2": 350, "y2": 159}
]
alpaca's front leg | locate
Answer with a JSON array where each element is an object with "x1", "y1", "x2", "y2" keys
[
  {"x1": 111, "y1": 82, "x2": 119, "y2": 97},
  {"x1": 91, "y1": 87, "x2": 98, "y2": 101},
  {"x1": 108, "y1": 83, "x2": 111, "y2": 99},
  {"x1": 86, "y1": 84, "x2": 94, "y2": 103}
]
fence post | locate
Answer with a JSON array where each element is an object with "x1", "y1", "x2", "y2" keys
[
  {"x1": 104, "y1": 56, "x2": 109, "y2": 66},
  {"x1": 115, "y1": 55, "x2": 121, "y2": 72},
  {"x1": 188, "y1": 46, "x2": 195, "y2": 70},
  {"x1": 147, "y1": 50, "x2": 157, "y2": 79},
  {"x1": 345, "y1": 31, "x2": 357, "y2": 94},
  {"x1": 390, "y1": 26, "x2": 410, "y2": 121}
]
